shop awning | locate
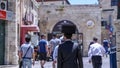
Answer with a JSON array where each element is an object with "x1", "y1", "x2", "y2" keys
[
  {"x1": 21, "y1": 25, "x2": 39, "y2": 32},
  {"x1": 20, "y1": 25, "x2": 39, "y2": 45}
]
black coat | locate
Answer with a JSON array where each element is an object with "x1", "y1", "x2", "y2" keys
[{"x1": 57, "y1": 40, "x2": 83, "y2": 68}]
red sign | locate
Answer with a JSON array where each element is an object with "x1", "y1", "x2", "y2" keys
[{"x1": 0, "y1": 10, "x2": 6, "y2": 20}]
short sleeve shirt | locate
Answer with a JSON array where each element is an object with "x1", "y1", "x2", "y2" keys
[
  {"x1": 20, "y1": 43, "x2": 34, "y2": 58},
  {"x1": 49, "y1": 39, "x2": 57, "y2": 51},
  {"x1": 38, "y1": 39, "x2": 47, "y2": 53}
]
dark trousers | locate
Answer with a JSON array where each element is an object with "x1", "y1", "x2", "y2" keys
[{"x1": 92, "y1": 56, "x2": 102, "y2": 68}]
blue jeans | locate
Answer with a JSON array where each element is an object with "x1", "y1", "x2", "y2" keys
[{"x1": 22, "y1": 59, "x2": 32, "y2": 68}]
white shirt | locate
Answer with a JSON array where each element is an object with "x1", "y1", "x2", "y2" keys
[
  {"x1": 49, "y1": 38, "x2": 57, "y2": 51},
  {"x1": 53, "y1": 45, "x2": 59, "y2": 61},
  {"x1": 88, "y1": 43, "x2": 105, "y2": 60},
  {"x1": 55, "y1": 38, "x2": 61, "y2": 45}
]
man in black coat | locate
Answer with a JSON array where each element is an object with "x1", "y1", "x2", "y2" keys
[{"x1": 57, "y1": 25, "x2": 83, "y2": 68}]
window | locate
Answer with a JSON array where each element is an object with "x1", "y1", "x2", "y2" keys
[{"x1": 101, "y1": 21, "x2": 107, "y2": 27}]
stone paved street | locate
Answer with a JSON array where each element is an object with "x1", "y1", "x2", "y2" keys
[
  {"x1": 33, "y1": 56, "x2": 110, "y2": 68},
  {"x1": 0, "y1": 56, "x2": 110, "y2": 68},
  {"x1": 83, "y1": 56, "x2": 110, "y2": 68}
]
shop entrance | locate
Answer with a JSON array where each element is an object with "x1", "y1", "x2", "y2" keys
[{"x1": 0, "y1": 20, "x2": 5, "y2": 65}]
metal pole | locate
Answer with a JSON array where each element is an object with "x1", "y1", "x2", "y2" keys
[
  {"x1": 109, "y1": 14, "x2": 117, "y2": 68},
  {"x1": 41, "y1": 0, "x2": 44, "y2": 5}
]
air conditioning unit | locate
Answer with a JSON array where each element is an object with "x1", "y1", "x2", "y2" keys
[{"x1": 0, "y1": 1, "x2": 7, "y2": 11}]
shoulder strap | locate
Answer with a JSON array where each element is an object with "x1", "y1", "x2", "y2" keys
[{"x1": 23, "y1": 46, "x2": 31, "y2": 58}]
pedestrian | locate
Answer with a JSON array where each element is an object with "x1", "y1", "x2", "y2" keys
[
  {"x1": 49, "y1": 34, "x2": 58, "y2": 60},
  {"x1": 19, "y1": 36, "x2": 35, "y2": 68},
  {"x1": 103, "y1": 38, "x2": 110, "y2": 57},
  {"x1": 88, "y1": 37, "x2": 106, "y2": 68},
  {"x1": 57, "y1": 25, "x2": 83, "y2": 68},
  {"x1": 46, "y1": 42, "x2": 51, "y2": 61},
  {"x1": 52, "y1": 35, "x2": 61, "y2": 68},
  {"x1": 38, "y1": 34, "x2": 48, "y2": 68},
  {"x1": 52, "y1": 44, "x2": 59, "y2": 68},
  {"x1": 34, "y1": 46, "x2": 39, "y2": 61},
  {"x1": 88, "y1": 41, "x2": 94, "y2": 50}
]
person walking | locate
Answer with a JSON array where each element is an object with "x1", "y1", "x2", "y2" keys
[
  {"x1": 52, "y1": 44, "x2": 59, "y2": 68},
  {"x1": 52, "y1": 35, "x2": 61, "y2": 68},
  {"x1": 49, "y1": 34, "x2": 57, "y2": 60},
  {"x1": 103, "y1": 38, "x2": 110, "y2": 57},
  {"x1": 88, "y1": 37, "x2": 105, "y2": 68},
  {"x1": 88, "y1": 41, "x2": 94, "y2": 50},
  {"x1": 19, "y1": 36, "x2": 35, "y2": 68},
  {"x1": 57, "y1": 25, "x2": 83, "y2": 68},
  {"x1": 38, "y1": 35, "x2": 48, "y2": 68}
]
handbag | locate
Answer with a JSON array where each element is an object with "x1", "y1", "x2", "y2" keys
[{"x1": 19, "y1": 46, "x2": 31, "y2": 68}]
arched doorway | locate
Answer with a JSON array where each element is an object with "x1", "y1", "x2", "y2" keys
[
  {"x1": 48, "y1": 20, "x2": 78, "y2": 40},
  {"x1": 52, "y1": 20, "x2": 79, "y2": 42},
  {"x1": 52, "y1": 20, "x2": 77, "y2": 34},
  {"x1": 48, "y1": 20, "x2": 77, "y2": 40},
  {"x1": 47, "y1": 20, "x2": 83, "y2": 55}
]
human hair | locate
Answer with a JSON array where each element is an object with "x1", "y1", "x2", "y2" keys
[
  {"x1": 93, "y1": 37, "x2": 98, "y2": 42},
  {"x1": 25, "y1": 37, "x2": 31, "y2": 42},
  {"x1": 52, "y1": 34, "x2": 56, "y2": 37},
  {"x1": 64, "y1": 33, "x2": 72, "y2": 39},
  {"x1": 41, "y1": 34, "x2": 45, "y2": 39}
]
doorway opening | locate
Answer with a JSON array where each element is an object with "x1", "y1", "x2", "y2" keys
[
  {"x1": 0, "y1": 20, "x2": 5, "y2": 65},
  {"x1": 47, "y1": 20, "x2": 83, "y2": 54}
]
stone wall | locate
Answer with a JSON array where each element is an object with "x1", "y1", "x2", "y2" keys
[
  {"x1": 115, "y1": 23, "x2": 120, "y2": 68},
  {"x1": 4, "y1": 0, "x2": 18, "y2": 64},
  {"x1": 5, "y1": 22, "x2": 18, "y2": 65},
  {"x1": 38, "y1": 5, "x2": 101, "y2": 56}
]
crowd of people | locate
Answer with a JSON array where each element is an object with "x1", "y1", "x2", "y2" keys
[
  {"x1": 19, "y1": 33, "x2": 65, "y2": 68},
  {"x1": 37, "y1": 34, "x2": 63, "y2": 68},
  {"x1": 19, "y1": 32, "x2": 108, "y2": 68},
  {"x1": 19, "y1": 30, "x2": 84, "y2": 68}
]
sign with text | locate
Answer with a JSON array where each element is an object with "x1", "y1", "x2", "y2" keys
[
  {"x1": 0, "y1": 10, "x2": 6, "y2": 20},
  {"x1": 6, "y1": 11, "x2": 14, "y2": 21}
]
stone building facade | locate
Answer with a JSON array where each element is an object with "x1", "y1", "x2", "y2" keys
[
  {"x1": 36, "y1": 0, "x2": 70, "y2": 5},
  {"x1": 0, "y1": 0, "x2": 39, "y2": 65},
  {"x1": 1, "y1": 0, "x2": 120, "y2": 67},
  {"x1": 19, "y1": 0, "x2": 39, "y2": 45},
  {"x1": 100, "y1": 0, "x2": 120, "y2": 67},
  {"x1": 116, "y1": 23, "x2": 120, "y2": 68},
  {"x1": 38, "y1": 5, "x2": 101, "y2": 56},
  {"x1": 0, "y1": 0, "x2": 18, "y2": 65}
]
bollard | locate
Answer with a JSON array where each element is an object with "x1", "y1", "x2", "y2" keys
[{"x1": 109, "y1": 46, "x2": 117, "y2": 68}]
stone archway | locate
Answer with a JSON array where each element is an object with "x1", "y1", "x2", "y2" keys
[
  {"x1": 52, "y1": 20, "x2": 78, "y2": 34},
  {"x1": 51, "y1": 20, "x2": 84, "y2": 55},
  {"x1": 47, "y1": 20, "x2": 79, "y2": 41}
]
